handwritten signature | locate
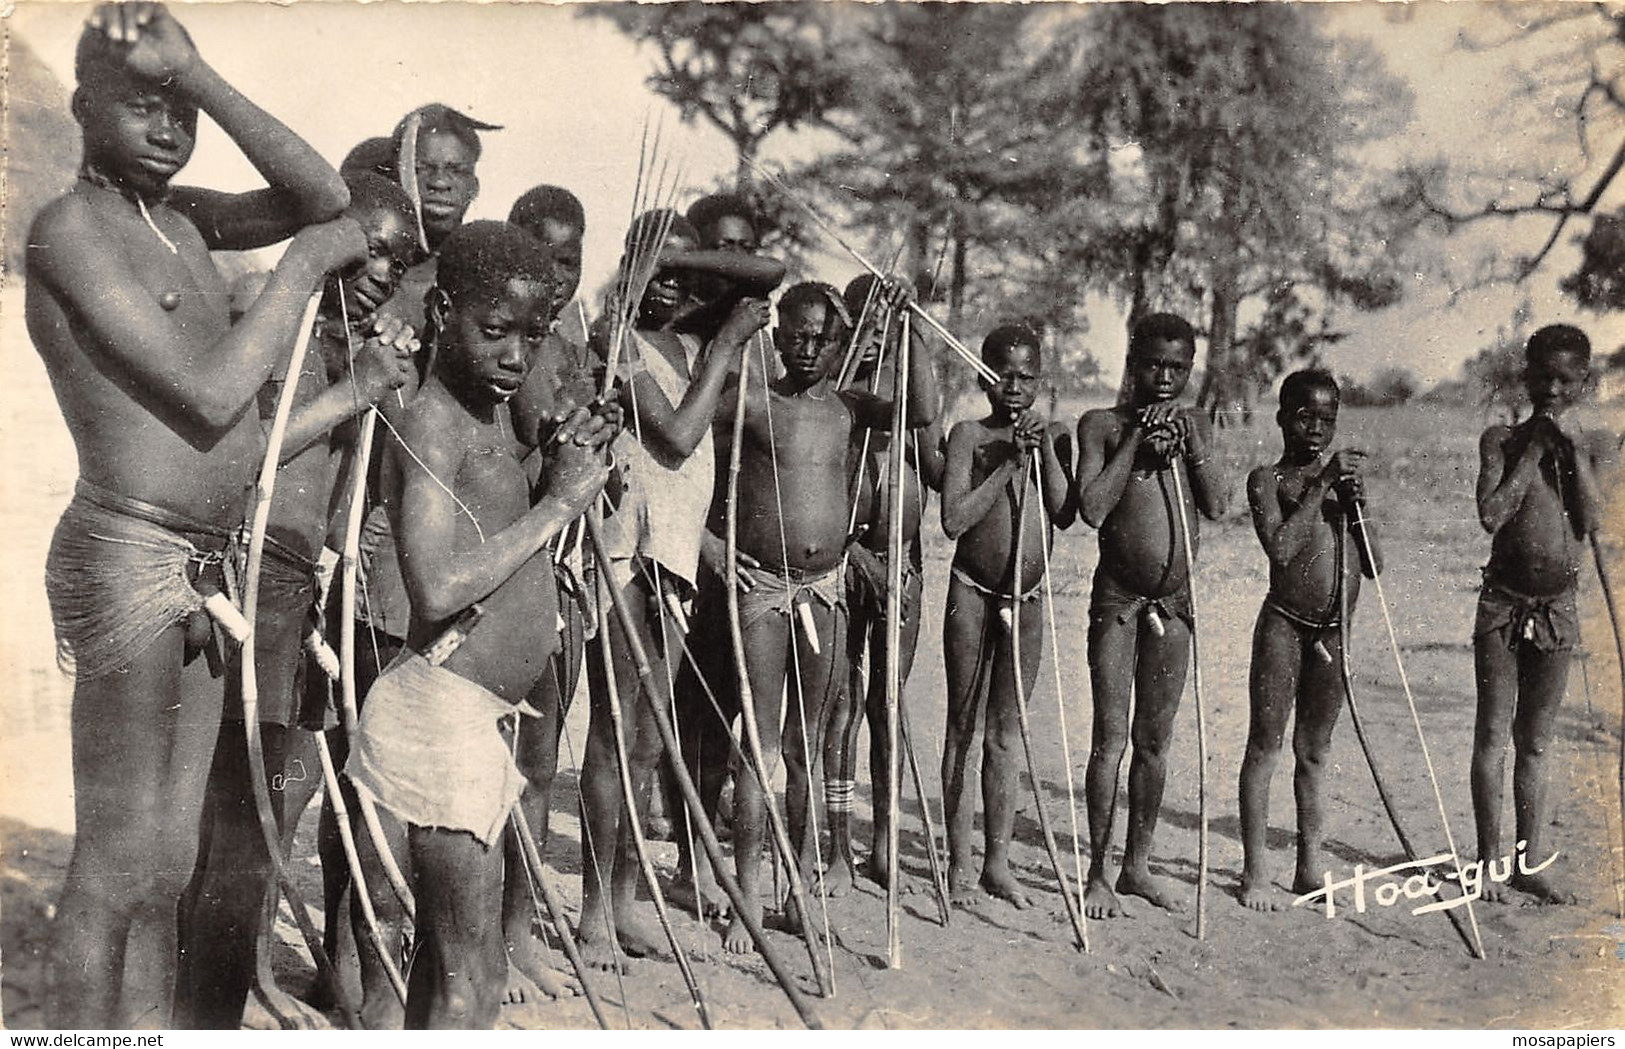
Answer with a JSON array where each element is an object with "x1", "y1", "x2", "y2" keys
[{"x1": 1293, "y1": 839, "x2": 1557, "y2": 919}]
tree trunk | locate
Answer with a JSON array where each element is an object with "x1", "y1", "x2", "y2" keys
[{"x1": 1200, "y1": 270, "x2": 1244, "y2": 426}]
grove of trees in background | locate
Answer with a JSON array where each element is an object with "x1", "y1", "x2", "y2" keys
[{"x1": 590, "y1": 2, "x2": 1621, "y2": 410}]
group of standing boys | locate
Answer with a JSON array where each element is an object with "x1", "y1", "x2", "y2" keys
[{"x1": 28, "y1": 4, "x2": 1616, "y2": 1032}]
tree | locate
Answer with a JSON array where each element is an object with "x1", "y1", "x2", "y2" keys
[
  {"x1": 1041, "y1": 5, "x2": 1415, "y2": 419},
  {"x1": 780, "y1": 4, "x2": 1106, "y2": 394},
  {"x1": 580, "y1": 3, "x2": 852, "y2": 190},
  {"x1": 1394, "y1": 4, "x2": 1625, "y2": 293}
]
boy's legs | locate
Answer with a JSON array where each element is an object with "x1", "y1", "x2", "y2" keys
[
  {"x1": 782, "y1": 598, "x2": 846, "y2": 896},
  {"x1": 979, "y1": 596, "x2": 1043, "y2": 908},
  {"x1": 405, "y1": 826, "x2": 508, "y2": 1030},
  {"x1": 349, "y1": 799, "x2": 409, "y2": 1029},
  {"x1": 1510, "y1": 647, "x2": 1572, "y2": 902},
  {"x1": 669, "y1": 574, "x2": 734, "y2": 920},
  {"x1": 1239, "y1": 608, "x2": 1300, "y2": 910},
  {"x1": 501, "y1": 647, "x2": 572, "y2": 1002},
  {"x1": 822, "y1": 590, "x2": 870, "y2": 896},
  {"x1": 578, "y1": 573, "x2": 665, "y2": 967},
  {"x1": 178, "y1": 719, "x2": 300, "y2": 1029},
  {"x1": 863, "y1": 567, "x2": 925, "y2": 885},
  {"x1": 1471, "y1": 634, "x2": 1519, "y2": 901},
  {"x1": 1117, "y1": 614, "x2": 1190, "y2": 912},
  {"x1": 942, "y1": 574, "x2": 995, "y2": 905},
  {"x1": 1292, "y1": 630, "x2": 1345, "y2": 895},
  {"x1": 1083, "y1": 606, "x2": 1136, "y2": 919},
  {"x1": 48, "y1": 624, "x2": 222, "y2": 1029},
  {"x1": 726, "y1": 611, "x2": 792, "y2": 954},
  {"x1": 344, "y1": 632, "x2": 412, "y2": 1029}
]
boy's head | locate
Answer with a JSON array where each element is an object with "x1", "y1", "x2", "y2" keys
[
  {"x1": 72, "y1": 27, "x2": 198, "y2": 198},
  {"x1": 687, "y1": 193, "x2": 758, "y2": 254},
  {"x1": 775, "y1": 282, "x2": 852, "y2": 388},
  {"x1": 980, "y1": 324, "x2": 1043, "y2": 419},
  {"x1": 1126, "y1": 312, "x2": 1197, "y2": 406},
  {"x1": 328, "y1": 172, "x2": 424, "y2": 324},
  {"x1": 1276, "y1": 369, "x2": 1340, "y2": 462},
  {"x1": 340, "y1": 137, "x2": 397, "y2": 181},
  {"x1": 510, "y1": 185, "x2": 586, "y2": 312},
  {"x1": 625, "y1": 210, "x2": 700, "y2": 327},
  {"x1": 429, "y1": 221, "x2": 558, "y2": 406},
  {"x1": 392, "y1": 104, "x2": 501, "y2": 249},
  {"x1": 1524, "y1": 323, "x2": 1592, "y2": 417}
]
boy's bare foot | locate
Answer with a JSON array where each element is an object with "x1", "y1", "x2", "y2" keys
[
  {"x1": 505, "y1": 933, "x2": 573, "y2": 1002},
  {"x1": 1083, "y1": 877, "x2": 1122, "y2": 919},
  {"x1": 576, "y1": 926, "x2": 631, "y2": 973},
  {"x1": 669, "y1": 873, "x2": 728, "y2": 919},
  {"x1": 860, "y1": 854, "x2": 922, "y2": 894},
  {"x1": 617, "y1": 916, "x2": 669, "y2": 959},
  {"x1": 949, "y1": 869, "x2": 982, "y2": 908},
  {"x1": 823, "y1": 856, "x2": 856, "y2": 897},
  {"x1": 980, "y1": 867, "x2": 1032, "y2": 909},
  {"x1": 251, "y1": 978, "x2": 317, "y2": 1030},
  {"x1": 1510, "y1": 871, "x2": 1576, "y2": 906},
  {"x1": 723, "y1": 915, "x2": 755, "y2": 955},
  {"x1": 1116, "y1": 866, "x2": 1187, "y2": 913},
  {"x1": 1239, "y1": 876, "x2": 1284, "y2": 912},
  {"x1": 1290, "y1": 871, "x2": 1327, "y2": 898}
]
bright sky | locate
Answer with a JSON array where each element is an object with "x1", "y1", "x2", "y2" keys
[{"x1": 12, "y1": 1, "x2": 1625, "y2": 389}]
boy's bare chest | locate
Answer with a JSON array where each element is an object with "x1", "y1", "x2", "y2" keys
[
  {"x1": 456, "y1": 437, "x2": 530, "y2": 526},
  {"x1": 104, "y1": 201, "x2": 229, "y2": 329},
  {"x1": 970, "y1": 436, "x2": 1019, "y2": 488},
  {"x1": 751, "y1": 395, "x2": 851, "y2": 461}
]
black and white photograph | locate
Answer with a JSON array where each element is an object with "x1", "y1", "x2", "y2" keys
[{"x1": 2, "y1": 0, "x2": 1624, "y2": 1032}]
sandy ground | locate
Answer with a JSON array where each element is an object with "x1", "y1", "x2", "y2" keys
[{"x1": 3, "y1": 280, "x2": 1625, "y2": 1029}]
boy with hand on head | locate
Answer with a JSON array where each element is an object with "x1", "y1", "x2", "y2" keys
[
  {"x1": 30, "y1": 3, "x2": 356, "y2": 1027},
  {"x1": 180, "y1": 170, "x2": 423, "y2": 1029},
  {"x1": 1472, "y1": 324, "x2": 1615, "y2": 904},
  {"x1": 825, "y1": 272, "x2": 946, "y2": 896},
  {"x1": 939, "y1": 324, "x2": 1072, "y2": 909},
  {"x1": 1074, "y1": 313, "x2": 1225, "y2": 920},
  {"x1": 346, "y1": 222, "x2": 620, "y2": 1029},
  {"x1": 1239, "y1": 370, "x2": 1381, "y2": 912}
]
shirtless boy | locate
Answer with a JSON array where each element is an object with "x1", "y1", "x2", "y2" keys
[
  {"x1": 578, "y1": 211, "x2": 777, "y2": 968},
  {"x1": 347, "y1": 221, "x2": 618, "y2": 1028},
  {"x1": 825, "y1": 273, "x2": 945, "y2": 895},
  {"x1": 181, "y1": 172, "x2": 422, "y2": 1028},
  {"x1": 689, "y1": 280, "x2": 937, "y2": 951},
  {"x1": 939, "y1": 325, "x2": 1072, "y2": 908},
  {"x1": 1239, "y1": 370, "x2": 1381, "y2": 911},
  {"x1": 1472, "y1": 324, "x2": 1613, "y2": 904},
  {"x1": 1075, "y1": 313, "x2": 1224, "y2": 920},
  {"x1": 500, "y1": 183, "x2": 595, "y2": 1000},
  {"x1": 29, "y1": 5, "x2": 355, "y2": 1026}
]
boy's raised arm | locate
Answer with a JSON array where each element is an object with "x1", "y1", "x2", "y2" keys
[
  {"x1": 393, "y1": 405, "x2": 610, "y2": 624},
  {"x1": 941, "y1": 423, "x2": 1015, "y2": 539},
  {"x1": 113, "y1": 4, "x2": 348, "y2": 248},
  {"x1": 1181, "y1": 409, "x2": 1227, "y2": 520},
  {"x1": 1075, "y1": 410, "x2": 1138, "y2": 529},
  {"x1": 1040, "y1": 421, "x2": 1075, "y2": 528},
  {"x1": 29, "y1": 204, "x2": 362, "y2": 432},
  {"x1": 1247, "y1": 464, "x2": 1329, "y2": 569},
  {"x1": 279, "y1": 322, "x2": 418, "y2": 461},
  {"x1": 847, "y1": 284, "x2": 940, "y2": 431},
  {"x1": 625, "y1": 298, "x2": 768, "y2": 459},
  {"x1": 1476, "y1": 424, "x2": 1539, "y2": 534}
]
